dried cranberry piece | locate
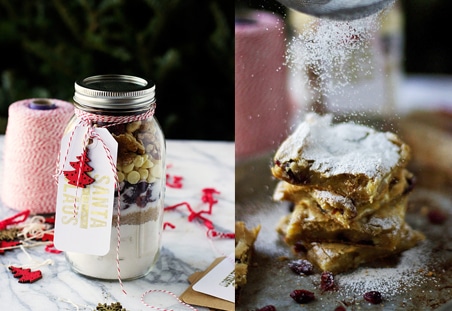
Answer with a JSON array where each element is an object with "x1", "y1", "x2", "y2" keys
[
  {"x1": 122, "y1": 182, "x2": 140, "y2": 204},
  {"x1": 137, "y1": 181, "x2": 150, "y2": 193},
  {"x1": 136, "y1": 195, "x2": 148, "y2": 208},
  {"x1": 363, "y1": 291, "x2": 383, "y2": 304},
  {"x1": 288, "y1": 259, "x2": 314, "y2": 275},
  {"x1": 320, "y1": 271, "x2": 337, "y2": 291},
  {"x1": 290, "y1": 289, "x2": 315, "y2": 304},
  {"x1": 334, "y1": 306, "x2": 346, "y2": 311},
  {"x1": 122, "y1": 181, "x2": 154, "y2": 208},
  {"x1": 428, "y1": 209, "x2": 447, "y2": 225},
  {"x1": 257, "y1": 305, "x2": 277, "y2": 311},
  {"x1": 286, "y1": 168, "x2": 310, "y2": 184}
]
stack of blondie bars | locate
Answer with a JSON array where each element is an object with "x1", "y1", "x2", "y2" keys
[{"x1": 271, "y1": 113, "x2": 424, "y2": 273}]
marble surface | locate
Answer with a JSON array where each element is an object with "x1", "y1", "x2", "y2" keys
[{"x1": 0, "y1": 136, "x2": 235, "y2": 311}]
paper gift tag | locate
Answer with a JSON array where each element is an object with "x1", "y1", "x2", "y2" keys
[
  {"x1": 54, "y1": 126, "x2": 118, "y2": 256},
  {"x1": 192, "y1": 253, "x2": 235, "y2": 303},
  {"x1": 180, "y1": 257, "x2": 234, "y2": 311}
]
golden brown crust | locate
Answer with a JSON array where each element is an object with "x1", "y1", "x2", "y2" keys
[
  {"x1": 271, "y1": 113, "x2": 411, "y2": 205},
  {"x1": 280, "y1": 196, "x2": 408, "y2": 250},
  {"x1": 271, "y1": 113, "x2": 422, "y2": 274},
  {"x1": 305, "y1": 224, "x2": 425, "y2": 273},
  {"x1": 274, "y1": 169, "x2": 414, "y2": 226},
  {"x1": 235, "y1": 221, "x2": 261, "y2": 289}
]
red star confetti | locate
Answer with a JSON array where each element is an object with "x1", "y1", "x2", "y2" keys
[{"x1": 8, "y1": 266, "x2": 42, "y2": 283}]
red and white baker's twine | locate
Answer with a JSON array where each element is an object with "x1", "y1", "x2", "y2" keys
[
  {"x1": 0, "y1": 211, "x2": 61, "y2": 256},
  {"x1": 55, "y1": 107, "x2": 155, "y2": 295},
  {"x1": 141, "y1": 289, "x2": 198, "y2": 311},
  {"x1": 2, "y1": 99, "x2": 74, "y2": 214},
  {"x1": 52, "y1": 111, "x2": 233, "y2": 309},
  {"x1": 1, "y1": 167, "x2": 232, "y2": 310},
  {"x1": 150, "y1": 173, "x2": 234, "y2": 311}
]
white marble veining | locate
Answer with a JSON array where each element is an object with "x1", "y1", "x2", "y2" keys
[{"x1": 0, "y1": 136, "x2": 235, "y2": 311}]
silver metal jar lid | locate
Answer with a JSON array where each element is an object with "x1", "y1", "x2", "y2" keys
[{"x1": 73, "y1": 74, "x2": 155, "y2": 111}]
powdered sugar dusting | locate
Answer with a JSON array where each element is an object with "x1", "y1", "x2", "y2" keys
[
  {"x1": 337, "y1": 241, "x2": 436, "y2": 298},
  {"x1": 312, "y1": 189, "x2": 355, "y2": 210},
  {"x1": 280, "y1": 113, "x2": 400, "y2": 178},
  {"x1": 366, "y1": 213, "x2": 398, "y2": 230}
]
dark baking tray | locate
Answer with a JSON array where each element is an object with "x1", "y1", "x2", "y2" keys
[{"x1": 236, "y1": 151, "x2": 452, "y2": 311}]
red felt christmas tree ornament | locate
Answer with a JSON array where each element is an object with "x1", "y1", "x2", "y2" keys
[
  {"x1": 0, "y1": 240, "x2": 21, "y2": 254},
  {"x1": 8, "y1": 266, "x2": 42, "y2": 283},
  {"x1": 63, "y1": 150, "x2": 95, "y2": 187}
]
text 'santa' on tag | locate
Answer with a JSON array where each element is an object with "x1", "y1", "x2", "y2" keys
[{"x1": 54, "y1": 126, "x2": 118, "y2": 256}]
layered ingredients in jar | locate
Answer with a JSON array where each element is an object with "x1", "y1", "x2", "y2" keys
[{"x1": 66, "y1": 117, "x2": 165, "y2": 280}]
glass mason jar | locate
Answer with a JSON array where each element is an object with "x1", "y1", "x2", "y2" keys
[{"x1": 64, "y1": 74, "x2": 166, "y2": 280}]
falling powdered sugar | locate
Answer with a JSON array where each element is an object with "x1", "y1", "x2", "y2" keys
[
  {"x1": 286, "y1": 1, "x2": 396, "y2": 113},
  {"x1": 288, "y1": 15, "x2": 377, "y2": 75}
]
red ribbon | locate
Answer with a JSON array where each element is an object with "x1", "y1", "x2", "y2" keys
[
  {"x1": 163, "y1": 188, "x2": 234, "y2": 239},
  {"x1": 163, "y1": 222, "x2": 176, "y2": 230},
  {"x1": 45, "y1": 243, "x2": 62, "y2": 254},
  {"x1": 0, "y1": 210, "x2": 30, "y2": 230},
  {"x1": 166, "y1": 174, "x2": 183, "y2": 188}
]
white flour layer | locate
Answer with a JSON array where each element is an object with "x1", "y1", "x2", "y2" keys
[{"x1": 66, "y1": 222, "x2": 161, "y2": 280}]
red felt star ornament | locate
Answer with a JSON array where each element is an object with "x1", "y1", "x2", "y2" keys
[{"x1": 8, "y1": 266, "x2": 42, "y2": 283}]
